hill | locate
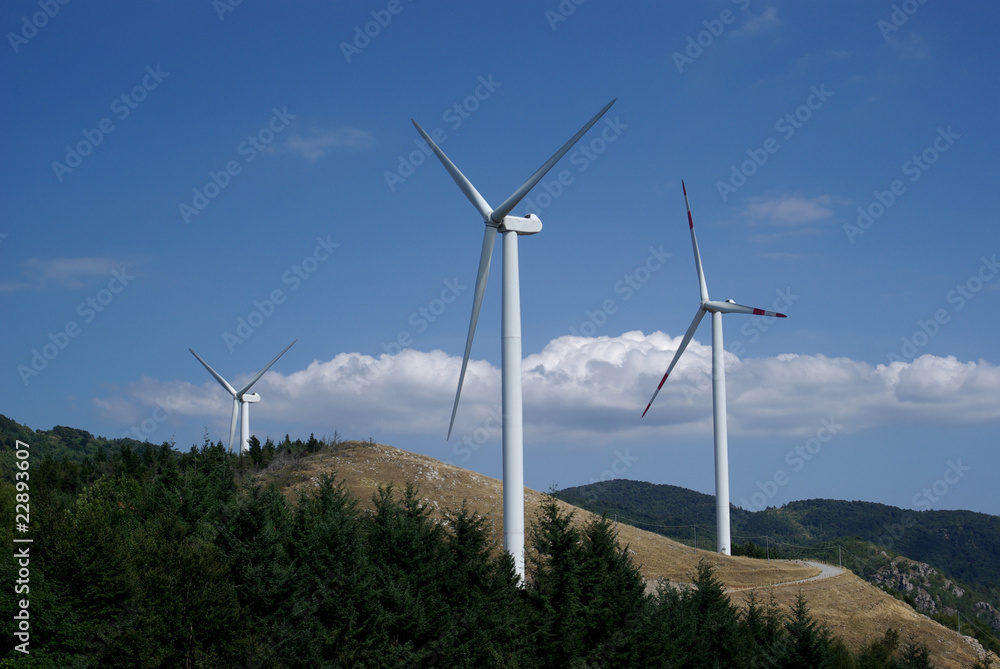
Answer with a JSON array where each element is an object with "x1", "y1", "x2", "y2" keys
[
  {"x1": 3, "y1": 415, "x2": 995, "y2": 667},
  {"x1": 266, "y1": 440, "x2": 993, "y2": 668},
  {"x1": 557, "y1": 480, "x2": 1000, "y2": 588},
  {"x1": 557, "y1": 478, "x2": 1000, "y2": 651}
]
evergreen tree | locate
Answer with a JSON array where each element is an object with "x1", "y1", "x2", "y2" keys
[
  {"x1": 778, "y1": 592, "x2": 833, "y2": 669},
  {"x1": 857, "y1": 627, "x2": 901, "y2": 669},
  {"x1": 247, "y1": 435, "x2": 262, "y2": 466},
  {"x1": 528, "y1": 495, "x2": 586, "y2": 666},
  {"x1": 898, "y1": 639, "x2": 933, "y2": 669}
]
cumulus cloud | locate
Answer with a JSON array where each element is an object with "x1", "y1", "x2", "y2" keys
[
  {"x1": 101, "y1": 332, "x2": 1000, "y2": 448},
  {"x1": 285, "y1": 127, "x2": 375, "y2": 161}
]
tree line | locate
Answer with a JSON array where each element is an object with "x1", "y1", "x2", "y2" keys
[{"x1": 1, "y1": 437, "x2": 989, "y2": 667}]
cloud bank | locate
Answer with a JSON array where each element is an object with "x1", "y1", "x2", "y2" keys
[{"x1": 96, "y1": 331, "x2": 1000, "y2": 446}]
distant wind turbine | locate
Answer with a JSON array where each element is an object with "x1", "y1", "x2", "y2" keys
[
  {"x1": 190, "y1": 341, "x2": 296, "y2": 454},
  {"x1": 642, "y1": 182, "x2": 787, "y2": 555},
  {"x1": 414, "y1": 100, "x2": 615, "y2": 581}
]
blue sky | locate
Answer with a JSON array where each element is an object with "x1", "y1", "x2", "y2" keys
[{"x1": 3, "y1": 1, "x2": 998, "y2": 521}]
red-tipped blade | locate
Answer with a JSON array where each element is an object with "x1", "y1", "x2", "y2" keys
[{"x1": 642, "y1": 308, "x2": 706, "y2": 417}]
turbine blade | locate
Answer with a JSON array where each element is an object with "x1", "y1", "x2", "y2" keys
[
  {"x1": 642, "y1": 309, "x2": 706, "y2": 417},
  {"x1": 707, "y1": 301, "x2": 787, "y2": 318},
  {"x1": 491, "y1": 99, "x2": 616, "y2": 223},
  {"x1": 413, "y1": 119, "x2": 493, "y2": 220},
  {"x1": 448, "y1": 225, "x2": 498, "y2": 439},
  {"x1": 229, "y1": 398, "x2": 239, "y2": 453},
  {"x1": 189, "y1": 348, "x2": 237, "y2": 397},
  {"x1": 239, "y1": 340, "x2": 297, "y2": 396},
  {"x1": 683, "y1": 181, "x2": 710, "y2": 303}
]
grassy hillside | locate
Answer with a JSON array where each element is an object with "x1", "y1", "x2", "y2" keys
[
  {"x1": 266, "y1": 441, "x2": 994, "y2": 668},
  {"x1": 556, "y1": 478, "x2": 1000, "y2": 653}
]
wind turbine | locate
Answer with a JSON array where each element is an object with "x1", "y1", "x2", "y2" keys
[
  {"x1": 642, "y1": 182, "x2": 786, "y2": 555},
  {"x1": 414, "y1": 100, "x2": 615, "y2": 581},
  {"x1": 189, "y1": 340, "x2": 296, "y2": 454}
]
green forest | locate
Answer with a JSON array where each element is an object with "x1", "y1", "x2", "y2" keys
[{"x1": 0, "y1": 418, "x2": 991, "y2": 667}]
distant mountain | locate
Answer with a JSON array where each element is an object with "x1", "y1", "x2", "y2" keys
[{"x1": 556, "y1": 478, "x2": 1000, "y2": 644}]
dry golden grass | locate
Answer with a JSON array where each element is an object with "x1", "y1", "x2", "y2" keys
[
  {"x1": 268, "y1": 440, "x2": 994, "y2": 669},
  {"x1": 729, "y1": 571, "x2": 989, "y2": 669}
]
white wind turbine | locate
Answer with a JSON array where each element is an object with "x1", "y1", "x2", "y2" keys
[
  {"x1": 642, "y1": 182, "x2": 786, "y2": 555},
  {"x1": 189, "y1": 340, "x2": 296, "y2": 454},
  {"x1": 414, "y1": 100, "x2": 615, "y2": 581}
]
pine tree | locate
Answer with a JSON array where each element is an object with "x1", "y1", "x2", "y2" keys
[
  {"x1": 528, "y1": 494, "x2": 586, "y2": 666},
  {"x1": 779, "y1": 592, "x2": 833, "y2": 669},
  {"x1": 247, "y1": 435, "x2": 262, "y2": 466}
]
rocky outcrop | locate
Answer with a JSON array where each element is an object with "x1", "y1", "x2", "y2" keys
[
  {"x1": 869, "y1": 556, "x2": 942, "y2": 613},
  {"x1": 868, "y1": 556, "x2": 1000, "y2": 637},
  {"x1": 975, "y1": 601, "x2": 1000, "y2": 633}
]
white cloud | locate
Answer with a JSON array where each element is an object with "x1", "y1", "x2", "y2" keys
[
  {"x1": 103, "y1": 333, "x2": 1000, "y2": 447},
  {"x1": 0, "y1": 256, "x2": 123, "y2": 292},
  {"x1": 743, "y1": 194, "x2": 834, "y2": 226},
  {"x1": 285, "y1": 127, "x2": 375, "y2": 161}
]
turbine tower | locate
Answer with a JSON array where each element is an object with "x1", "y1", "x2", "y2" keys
[
  {"x1": 414, "y1": 100, "x2": 615, "y2": 581},
  {"x1": 642, "y1": 182, "x2": 787, "y2": 555},
  {"x1": 190, "y1": 340, "x2": 296, "y2": 454}
]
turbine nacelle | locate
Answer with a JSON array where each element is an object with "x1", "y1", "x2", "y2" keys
[
  {"x1": 499, "y1": 213, "x2": 542, "y2": 235},
  {"x1": 242, "y1": 393, "x2": 261, "y2": 403}
]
